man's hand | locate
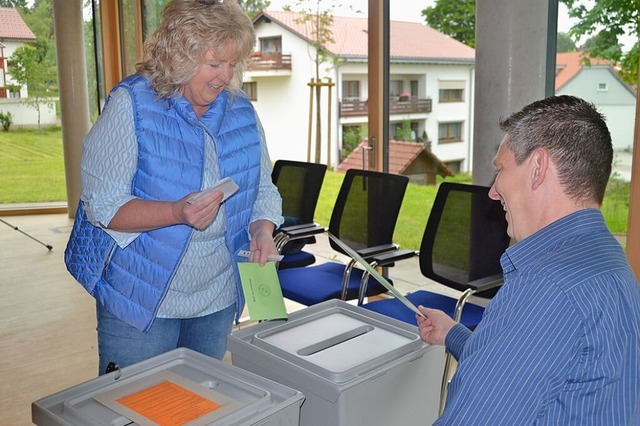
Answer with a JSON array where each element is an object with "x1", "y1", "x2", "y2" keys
[{"x1": 416, "y1": 306, "x2": 457, "y2": 346}]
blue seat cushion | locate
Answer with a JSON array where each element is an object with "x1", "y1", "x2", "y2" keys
[
  {"x1": 362, "y1": 290, "x2": 485, "y2": 328},
  {"x1": 278, "y1": 261, "x2": 390, "y2": 306},
  {"x1": 278, "y1": 250, "x2": 316, "y2": 270}
]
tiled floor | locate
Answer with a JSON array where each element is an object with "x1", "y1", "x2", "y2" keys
[{"x1": 0, "y1": 212, "x2": 460, "y2": 425}]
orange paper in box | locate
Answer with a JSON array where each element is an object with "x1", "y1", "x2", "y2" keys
[{"x1": 117, "y1": 380, "x2": 222, "y2": 426}]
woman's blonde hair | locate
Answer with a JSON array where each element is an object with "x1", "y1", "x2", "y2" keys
[{"x1": 136, "y1": 0, "x2": 255, "y2": 98}]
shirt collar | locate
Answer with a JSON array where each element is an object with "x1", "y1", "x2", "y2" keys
[{"x1": 500, "y1": 208, "x2": 607, "y2": 273}]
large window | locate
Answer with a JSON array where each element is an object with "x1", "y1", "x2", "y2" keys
[
  {"x1": 439, "y1": 89, "x2": 464, "y2": 103},
  {"x1": 438, "y1": 122, "x2": 463, "y2": 144},
  {"x1": 342, "y1": 80, "x2": 360, "y2": 100},
  {"x1": 243, "y1": 81, "x2": 257, "y2": 101},
  {"x1": 410, "y1": 80, "x2": 419, "y2": 98},
  {"x1": 260, "y1": 36, "x2": 282, "y2": 54},
  {"x1": 438, "y1": 80, "x2": 465, "y2": 103},
  {"x1": 390, "y1": 79, "x2": 403, "y2": 99}
]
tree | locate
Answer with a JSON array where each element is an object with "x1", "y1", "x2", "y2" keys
[
  {"x1": 284, "y1": 0, "x2": 341, "y2": 164},
  {"x1": 8, "y1": 42, "x2": 57, "y2": 128},
  {"x1": 83, "y1": 3, "x2": 100, "y2": 122},
  {"x1": 0, "y1": 0, "x2": 27, "y2": 9},
  {"x1": 580, "y1": 32, "x2": 623, "y2": 60},
  {"x1": 238, "y1": 0, "x2": 271, "y2": 19},
  {"x1": 556, "y1": 32, "x2": 577, "y2": 53},
  {"x1": 19, "y1": 0, "x2": 58, "y2": 88},
  {"x1": 21, "y1": 0, "x2": 54, "y2": 41},
  {"x1": 422, "y1": 0, "x2": 476, "y2": 48},
  {"x1": 395, "y1": 119, "x2": 413, "y2": 142},
  {"x1": 561, "y1": 0, "x2": 639, "y2": 84}
]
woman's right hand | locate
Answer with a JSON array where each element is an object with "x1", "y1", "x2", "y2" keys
[{"x1": 175, "y1": 190, "x2": 224, "y2": 231}]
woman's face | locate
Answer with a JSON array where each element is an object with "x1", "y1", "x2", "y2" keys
[{"x1": 183, "y1": 47, "x2": 238, "y2": 116}]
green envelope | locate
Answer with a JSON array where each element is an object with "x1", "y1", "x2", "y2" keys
[{"x1": 237, "y1": 261, "x2": 288, "y2": 321}]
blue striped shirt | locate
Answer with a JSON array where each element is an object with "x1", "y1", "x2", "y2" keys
[{"x1": 438, "y1": 209, "x2": 640, "y2": 425}]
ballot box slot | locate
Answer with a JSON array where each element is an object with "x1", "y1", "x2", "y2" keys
[{"x1": 297, "y1": 325, "x2": 373, "y2": 356}]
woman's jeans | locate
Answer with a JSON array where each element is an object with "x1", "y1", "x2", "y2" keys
[{"x1": 96, "y1": 302, "x2": 235, "y2": 375}]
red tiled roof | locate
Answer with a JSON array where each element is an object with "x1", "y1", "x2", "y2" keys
[
  {"x1": 0, "y1": 7, "x2": 36, "y2": 41},
  {"x1": 555, "y1": 51, "x2": 612, "y2": 90},
  {"x1": 257, "y1": 10, "x2": 475, "y2": 61},
  {"x1": 338, "y1": 139, "x2": 453, "y2": 177}
]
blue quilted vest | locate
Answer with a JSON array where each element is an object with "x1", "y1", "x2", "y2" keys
[{"x1": 65, "y1": 74, "x2": 260, "y2": 332}]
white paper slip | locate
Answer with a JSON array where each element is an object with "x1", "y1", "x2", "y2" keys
[
  {"x1": 238, "y1": 250, "x2": 284, "y2": 262},
  {"x1": 327, "y1": 232, "x2": 426, "y2": 318},
  {"x1": 187, "y1": 177, "x2": 239, "y2": 204}
]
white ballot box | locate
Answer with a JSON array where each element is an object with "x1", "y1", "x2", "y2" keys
[
  {"x1": 32, "y1": 348, "x2": 304, "y2": 426},
  {"x1": 228, "y1": 299, "x2": 444, "y2": 426}
]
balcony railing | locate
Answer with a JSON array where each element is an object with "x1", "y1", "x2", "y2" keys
[
  {"x1": 340, "y1": 97, "x2": 432, "y2": 117},
  {"x1": 247, "y1": 53, "x2": 292, "y2": 71}
]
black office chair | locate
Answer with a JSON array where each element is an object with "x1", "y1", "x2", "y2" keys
[
  {"x1": 360, "y1": 182, "x2": 510, "y2": 413},
  {"x1": 271, "y1": 160, "x2": 327, "y2": 269},
  {"x1": 276, "y1": 168, "x2": 409, "y2": 307}
]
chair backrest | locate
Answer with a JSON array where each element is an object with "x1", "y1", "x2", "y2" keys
[
  {"x1": 420, "y1": 182, "x2": 510, "y2": 296},
  {"x1": 271, "y1": 160, "x2": 327, "y2": 225},
  {"x1": 328, "y1": 168, "x2": 409, "y2": 253}
]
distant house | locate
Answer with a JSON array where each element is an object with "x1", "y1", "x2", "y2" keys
[
  {"x1": 555, "y1": 51, "x2": 636, "y2": 152},
  {"x1": 248, "y1": 11, "x2": 475, "y2": 173},
  {"x1": 337, "y1": 139, "x2": 453, "y2": 184},
  {"x1": 0, "y1": 7, "x2": 36, "y2": 98},
  {"x1": 0, "y1": 7, "x2": 56, "y2": 128}
]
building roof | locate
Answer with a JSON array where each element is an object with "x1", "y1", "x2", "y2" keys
[
  {"x1": 555, "y1": 51, "x2": 615, "y2": 90},
  {"x1": 338, "y1": 139, "x2": 453, "y2": 177},
  {"x1": 0, "y1": 7, "x2": 36, "y2": 41},
  {"x1": 255, "y1": 10, "x2": 475, "y2": 63}
]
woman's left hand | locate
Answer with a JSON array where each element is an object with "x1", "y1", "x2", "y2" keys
[{"x1": 248, "y1": 219, "x2": 278, "y2": 266}]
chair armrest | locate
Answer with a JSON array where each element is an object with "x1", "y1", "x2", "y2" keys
[
  {"x1": 279, "y1": 222, "x2": 320, "y2": 233},
  {"x1": 370, "y1": 249, "x2": 418, "y2": 266},
  {"x1": 356, "y1": 243, "x2": 399, "y2": 260},
  {"x1": 282, "y1": 224, "x2": 327, "y2": 238},
  {"x1": 274, "y1": 223, "x2": 327, "y2": 252},
  {"x1": 467, "y1": 273, "x2": 503, "y2": 293}
]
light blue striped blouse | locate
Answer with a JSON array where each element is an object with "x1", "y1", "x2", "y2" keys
[{"x1": 438, "y1": 209, "x2": 640, "y2": 425}]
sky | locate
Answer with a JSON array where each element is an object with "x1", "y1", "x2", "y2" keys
[{"x1": 266, "y1": 0, "x2": 577, "y2": 32}]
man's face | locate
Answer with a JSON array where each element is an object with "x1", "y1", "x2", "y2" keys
[{"x1": 489, "y1": 137, "x2": 532, "y2": 242}]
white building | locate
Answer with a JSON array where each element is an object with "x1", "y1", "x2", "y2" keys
[
  {"x1": 0, "y1": 7, "x2": 56, "y2": 128},
  {"x1": 555, "y1": 51, "x2": 637, "y2": 153},
  {"x1": 247, "y1": 11, "x2": 475, "y2": 173},
  {"x1": 0, "y1": 7, "x2": 36, "y2": 99}
]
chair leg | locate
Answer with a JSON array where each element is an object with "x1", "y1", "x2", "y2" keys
[
  {"x1": 340, "y1": 258, "x2": 358, "y2": 300},
  {"x1": 357, "y1": 261, "x2": 379, "y2": 305},
  {"x1": 439, "y1": 352, "x2": 455, "y2": 415},
  {"x1": 439, "y1": 288, "x2": 476, "y2": 415}
]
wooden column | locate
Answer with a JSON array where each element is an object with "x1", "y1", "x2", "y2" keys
[
  {"x1": 625, "y1": 63, "x2": 640, "y2": 279},
  {"x1": 367, "y1": 0, "x2": 384, "y2": 171},
  {"x1": 52, "y1": 0, "x2": 91, "y2": 217},
  {"x1": 99, "y1": 0, "x2": 123, "y2": 96}
]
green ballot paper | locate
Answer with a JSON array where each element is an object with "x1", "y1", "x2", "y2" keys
[{"x1": 237, "y1": 262, "x2": 288, "y2": 321}]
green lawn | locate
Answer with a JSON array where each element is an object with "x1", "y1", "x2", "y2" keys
[
  {"x1": 0, "y1": 128, "x2": 67, "y2": 202},
  {"x1": 311, "y1": 170, "x2": 630, "y2": 250},
  {"x1": 0, "y1": 128, "x2": 630, "y2": 249}
]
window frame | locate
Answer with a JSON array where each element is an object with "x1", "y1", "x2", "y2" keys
[
  {"x1": 438, "y1": 121, "x2": 464, "y2": 144},
  {"x1": 439, "y1": 88, "x2": 464, "y2": 103},
  {"x1": 243, "y1": 81, "x2": 258, "y2": 101}
]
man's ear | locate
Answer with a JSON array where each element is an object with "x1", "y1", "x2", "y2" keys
[{"x1": 530, "y1": 147, "x2": 548, "y2": 190}]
